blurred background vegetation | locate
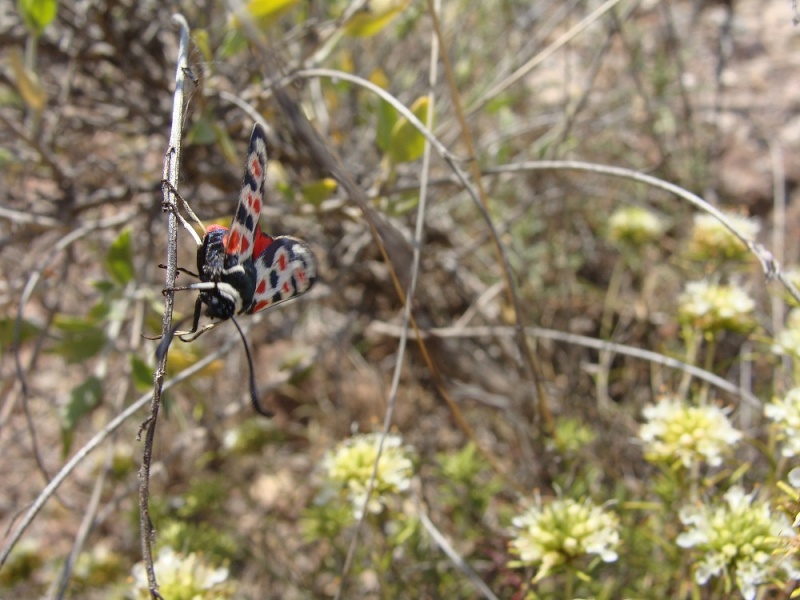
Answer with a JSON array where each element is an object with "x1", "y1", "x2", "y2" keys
[{"x1": 2, "y1": 0, "x2": 800, "y2": 598}]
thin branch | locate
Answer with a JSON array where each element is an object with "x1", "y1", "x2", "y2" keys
[
  {"x1": 11, "y1": 212, "x2": 135, "y2": 401},
  {"x1": 218, "y1": 90, "x2": 275, "y2": 136},
  {"x1": 465, "y1": 0, "x2": 626, "y2": 116},
  {"x1": 418, "y1": 504, "x2": 500, "y2": 600},
  {"x1": 769, "y1": 141, "x2": 789, "y2": 395},
  {"x1": 292, "y1": 68, "x2": 461, "y2": 163},
  {"x1": 0, "y1": 205, "x2": 60, "y2": 227},
  {"x1": 48, "y1": 291, "x2": 134, "y2": 599},
  {"x1": 8, "y1": 211, "x2": 135, "y2": 489},
  {"x1": 486, "y1": 160, "x2": 800, "y2": 304},
  {"x1": 425, "y1": 0, "x2": 552, "y2": 444},
  {"x1": 289, "y1": 68, "x2": 549, "y2": 448},
  {"x1": 238, "y1": 63, "x2": 530, "y2": 529},
  {"x1": 138, "y1": 13, "x2": 190, "y2": 599},
  {"x1": 337, "y1": 2, "x2": 441, "y2": 592},
  {"x1": 0, "y1": 333, "x2": 241, "y2": 569},
  {"x1": 369, "y1": 321, "x2": 762, "y2": 408},
  {"x1": 0, "y1": 113, "x2": 75, "y2": 191},
  {"x1": 48, "y1": 437, "x2": 110, "y2": 600}
]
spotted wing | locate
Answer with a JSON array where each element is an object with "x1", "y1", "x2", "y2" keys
[
  {"x1": 248, "y1": 237, "x2": 317, "y2": 314},
  {"x1": 224, "y1": 124, "x2": 268, "y2": 266}
]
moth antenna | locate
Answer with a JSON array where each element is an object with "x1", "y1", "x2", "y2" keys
[{"x1": 230, "y1": 316, "x2": 273, "y2": 417}]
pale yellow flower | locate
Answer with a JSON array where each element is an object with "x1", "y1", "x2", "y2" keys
[
  {"x1": 608, "y1": 206, "x2": 665, "y2": 246},
  {"x1": 640, "y1": 396, "x2": 742, "y2": 469},
  {"x1": 688, "y1": 212, "x2": 758, "y2": 261},
  {"x1": 678, "y1": 280, "x2": 755, "y2": 333},
  {"x1": 765, "y1": 387, "x2": 800, "y2": 457},
  {"x1": 509, "y1": 496, "x2": 620, "y2": 582},
  {"x1": 772, "y1": 309, "x2": 800, "y2": 360},
  {"x1": 677, "y1": 487, "x2": 797, "y2": 600},
  {"x1": 130, "y1": 547, "x2": 234, "y2": 600},
  {"x1": 322, "y1": 433, "x2": 414, "y2": 518}
]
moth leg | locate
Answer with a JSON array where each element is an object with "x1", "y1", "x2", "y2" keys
[
  {"x1": 162, "y1": 283, "x2": 199, "y2": 295},
  {"x1": 177, "y1": 266, "x2": 199, "y2": 278},
  {"x1": 161, "y1": 180, "x2": 204, "y2": 246},
  {"x1": 157, "y1": 263, "x2": 200, "y2": 279},
  {"x1": 178, "y1": 323, "x2": 218, "y2": 342},
  {"x1": 160, "y1": 296, "x2": 215, "y2": 340}
]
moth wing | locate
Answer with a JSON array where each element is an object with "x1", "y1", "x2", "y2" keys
[
  {"x1": 225, "y1": 124, "x2": 268, "y2": 266},
  {"x1": 248, "y1": 237, "x2": 317, "y2": 314}
]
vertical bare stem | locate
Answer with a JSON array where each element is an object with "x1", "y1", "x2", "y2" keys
[{"x1": 138, "y1": 13, "x2": 190, "y2": 598}]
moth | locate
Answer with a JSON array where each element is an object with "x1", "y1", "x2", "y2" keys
[{"x1": 159, "y1": 124, "x2": 317, "y2": 415}]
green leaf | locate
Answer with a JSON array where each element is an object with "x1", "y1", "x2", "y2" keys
[
  {"x1": 88, "y1": 298, "x2": 113, "y2": 322},
  {"x1": 370, "y1": 68, "x2": 396, "y2": 151},
  {"x1": 214, "y1": 125, "x2": 238, "y2": 166},
  {"x1": 228, "y1": 0, "x2": 300, "y2": 33},
  {"x1": 387, "y1": 96, "x2": 430, "y2": 165},
  {"x1": 343, "y1": 0, "x2": 409, "y2": 38},
  {"x1": 106, "y1": 228, "x2": 134, "y2": 286},
  {"x1": 192, "y1": 29, "x2": 213, "y2": 64},
  {"x1": 388, "y1": 192, "x2": 419, "y2": 216},
  {"x1": 130, "y1": 355, "x2": 153, "y2": 392},
  {"x1": 17, "y1": 0, "x2": 58, "y2": 36},
  {"x1": 376, "y1": 98, "x2": 397, "y2": 153},
  {"x1": 0, "y1": 317, "x2": 40, "y2": 351},
  {"x1": 218, "y1": 29, "x2": 248, "y2": 59},
  {"x1": 51, "y1": 315, "x2": 105, "y2": 363},
  {"x1": 92, "y1": 280, "x2": 116, "y2": 295},
  {"x1": 187, "y1": 118, "x2": 217, "y2": 146},
  {"x1": 61, "y1": 376, "x2": 102, "y2": 453},
  {"x1": 0, "y1": 147, "x2": 15, "y2": 168},
  {"x1": 301, "y1": 178, "x2": 337, "y2": 207}
]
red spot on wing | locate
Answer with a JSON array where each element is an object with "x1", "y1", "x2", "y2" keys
[
  {"x1": 256, "y1": 280, "x2": 266, "y2": 294},
  {"x1": 296, "y1": 269, "x2": 306, "y2": 283},
  {"x1": 282, "y1": 281, "x2": 291, "y2": 294},
  {"x1": 241, "y1": 236, "x2": 250, "y2": 253},
  {"x1": 252, "y1": 230, "x2": 273, "y2": 258},
  {"x1": 226, "y1": 230, "x2": 241, "y2": 254},
  {"x1": 278, "y1": 253, "x2": 287, "y2": 271},
  {"x1": 253, "y1": 199, "x2": 261, "y2": 215},
  {"x1": 253, "y1": 300, "x2": 270, "y2": 312},
  {"x1": 251, "y1": 158, "x2": 262, "y2": 179}
]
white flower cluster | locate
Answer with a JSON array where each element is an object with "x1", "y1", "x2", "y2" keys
[
  {"x1": 509, "y1": 497, "x2": 620, "y2": 582},
  {"x1": 765, "y1": 387, "x2": 800, "y2": 457},
  {"x1": 130, "y1": 547, "x2": 233, "y2": 599},
  {"x1": 608, "y1": 206, "x2": 665, "y2": 246},
  {"x1": 678, "y1": 280, "x2": 755, "y2": 333},
  {"x1": 772, "y1": 308, "x2": 800, "y2": 360},
  {"x1": 639, "y1": 396, "x2": 742, "y2": 469},
  {"x1": 322, "y1": 432, "x2": 414, "y2": 519},
  {"x1": 677, "y1": 487, "x2": 797, "y2": 600},
  {"x1": 688, "y1": 212, "x2": 759, "y2": 261}
]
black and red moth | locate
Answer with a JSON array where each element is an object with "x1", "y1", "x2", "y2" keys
[{"x1": 161, "y1": 124, "x2": 316, "y2": 415}]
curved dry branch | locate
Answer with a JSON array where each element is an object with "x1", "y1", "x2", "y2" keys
[
  {"x1": 290, "y1": 66, "x2": 549, "y2": 433},
  {"x1": 487, "y1": 160, "x2": 800, "y2": 304},
  {"x1": 370, "y1": 321, "x2": 762, "y2": 408}
]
